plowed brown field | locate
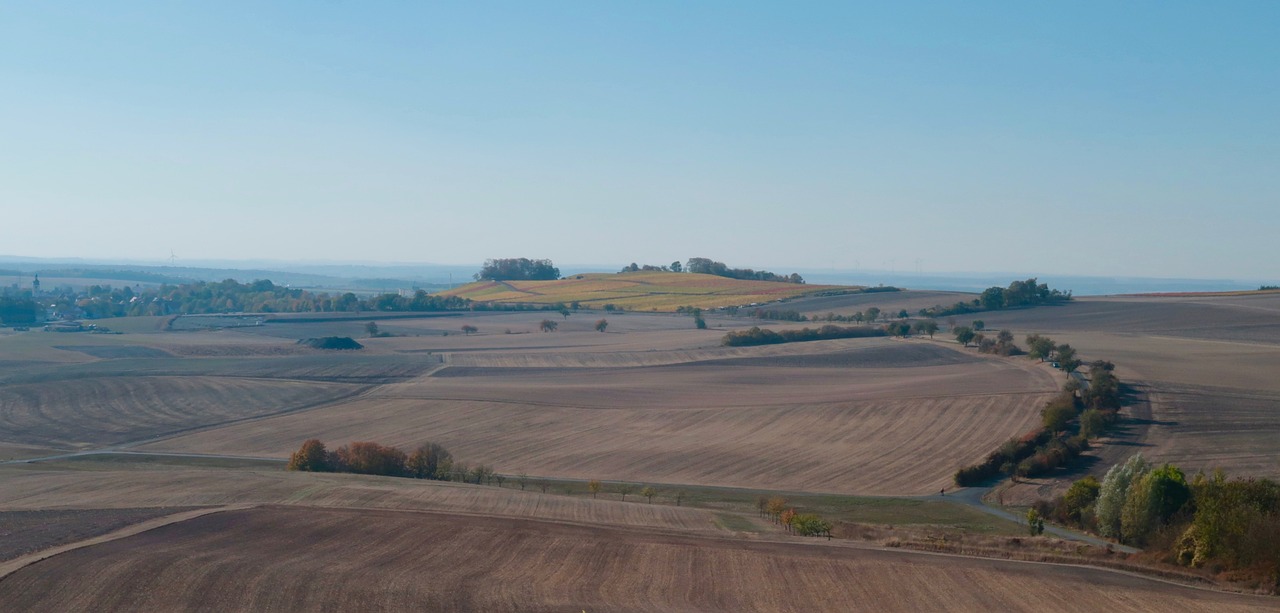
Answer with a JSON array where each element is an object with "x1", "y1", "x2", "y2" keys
[
  {"x1": 143, "y1": 341, "x2": 1058, "y2": 495},
  {"x1": 0, "y1": 376, "x2": 366, "y2": 448},
  {"x1": 0, "y1": 464, "x2": 721, "y2": 534},
  {"x1": 0, "y1": 506, "x2": 1271, "y2": 613}
]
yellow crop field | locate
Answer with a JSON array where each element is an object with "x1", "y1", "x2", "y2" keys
[{"x1": 439, "y1": 271, "x2": 856, "y2": 311}]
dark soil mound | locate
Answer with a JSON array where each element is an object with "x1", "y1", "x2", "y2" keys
[{"x1": 297, "y1": 337, "x2": 364, "y2": 350}]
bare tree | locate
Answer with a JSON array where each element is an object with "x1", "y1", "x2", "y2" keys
[{"x1": 617, "y1": 483, "x2": 635, "y2": 502}]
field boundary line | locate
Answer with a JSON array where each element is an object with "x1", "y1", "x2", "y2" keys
[{"x1": 0, "y1": 504, "x2": 255, "y2": 582}]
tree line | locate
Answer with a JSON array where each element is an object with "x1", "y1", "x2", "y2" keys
[
  {"x1": 918, "y1": 278, "x2": 1071, "y2": 318},
  {"x1": 1036, "y1": 455, "x2": 1279, "y2": 589},
  {"x1": 474, "y1": 258, "x2": 561, "y2": 281},
  {"x1": 684, "y1": 258, "x2": 805, "y2": 284},
  {"x1": 722, "y1": 324, "x2": 887, "y2": 347},
  {"x1": 287, "y1": 439, "x2": 499, "y2": 483},
  {"x1": 955, "y1": 360, "x2": 1124, "y2": 486},
  {"x1": 756, "y1": 496, "x2": 832, "y2": 537}
]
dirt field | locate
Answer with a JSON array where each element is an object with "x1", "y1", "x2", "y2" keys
[
  {"x1": 0, "y1": 462, "x2": 723, "y2": 534},
  {"x1": 0, "y1": 507, "x2": 186, "y2": 561},
  {"x1": 142, "y1": 340, "x2": 1058, "y2": 495},
  {"x1": 1, "y1": 506, "x2": 1271, "y2": 612},
  {"x1": 0, "y1": 376, "x2": 367, "y2": 448}
]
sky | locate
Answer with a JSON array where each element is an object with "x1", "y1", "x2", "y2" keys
[{"x1": 2, "y1": 2, "x2": 1277, "y2": 280}]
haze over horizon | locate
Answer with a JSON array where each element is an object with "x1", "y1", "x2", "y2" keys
[{"x1": 3, "y1": 3, "x2": 1277, "y2": 280}]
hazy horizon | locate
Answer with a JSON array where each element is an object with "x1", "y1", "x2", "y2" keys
[{"x1": 3, "y1": 3, "x2": 1278, "y2": 278}]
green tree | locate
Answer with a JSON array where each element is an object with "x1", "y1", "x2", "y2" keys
[
  {"x1": 918, "y1": 319, "x2": 939, "y2": 338},
  {"x1": 539, "y1": 319, "x2": 558, "y2": 332},
  {"x1": 670, "y1": 261, "x2": 683, "y2": 272},
  {"x1": 406, "y1": 442, "x2": 452, "y2": 479},
  {"x1": 1080, "y1": 409, "x2": 1107, "y2": 438},
  {"x1": 1062, "y1": 476, "x2": 1102, "y2": 524},
  {"x1": 595, "y1": 318, "x2": 608, "y2": 332},
  {"x1": 1026, "y1": 334, "x2": 1057, "y2": 361},
  {"x1": 865, "y1": 307, "x2": 880, "y2": 323},
  {"x1": 1042, "y1": 403, "x2": 1076, "y2": 434},
  {"x1": 460, "y1": 324, "x2": 478, "y2": 335},
  {"x1": 1096, "y1": 454, "x2": 1150, "y2": 538},
  {"x1": 588, "y1": 479, "x2": 603, "y2": 499},
  {"x1": 617, "y1": 483, "x2": 635, "y2": 502},
  {"x1": 559, "y1": 307, "x2": 571, "y2": 320},
  {"x1": 365, "y1": 321, "x2": 380, "y2": 337},
  {"x1": 972, "y1": 320, "x2": 985, "y2": 331},
  {"x1": 954, "y1": 326, "x2": 975, "y2": 347},
  {"x1": 1055, "y1": 344, "x2": 1081, "y2": 372},
  {"x1": 640, "y1": 486, "x2": 657, "y2": 503},
  {"x1": 1027, "y1": 508, "x2": 1046, "y2": 536}
]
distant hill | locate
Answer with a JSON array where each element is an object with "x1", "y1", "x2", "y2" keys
[{"x1": 437, "y1": 271, "x2": 859, "y2": 312}]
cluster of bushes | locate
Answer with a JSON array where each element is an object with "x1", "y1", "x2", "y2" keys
[
  {"x1": 684, "y1": 258, "x2": 805, "y2": 284},
  {"x1": 974, "y1": 329, "x2": 1021, "y2": 355},
  {"x1": 287, "y1": 439, "x2": 491, "y2": 483},
  {"x1": 955, "y1": 428, "x2": 1053, "y2": 486},
  {"x1": 758, "y1": 496, "x2": 832, "y2": 537},
  {"x1": 1036, "y1": 455, "x2": 1280, "y2": 588},
  {"x1": 722, "y1": 325, "x2": 887, "y2": 347},
  {"x1": 919, "y1": 278, "x2": 1071, "y2": 318},
  {"x1": 1025, "y1": 334, "x2": 1081, "y2": 372}
]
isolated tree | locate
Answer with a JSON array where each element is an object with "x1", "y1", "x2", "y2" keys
[
  {"x1": 972, "y1": 320, "x2": 985, "y2": 331},
  {"x1": 641, "y1": 486, "x2": 657, "y2": 503},
  {"x1": 287, "y1": 439, "x2": 330, "y2": 472},
  {"x1": 539, "y1": 319, "x2": 558, "y2": 332},
  {"x1": 897, "y1": 309, "x2": 909, "y2": 319},
  {"x1": 918, "y1": 319, "x2": 939, "y2": 339},
  {"x1": 595, "y1": 318, "x2": 608, "y2": 333},
  {"x1": 588, "y1": 479, "x2": 603, "y2": 499},
  {"x1": 865, "y1": 307, "x2": 880, "y2": 323},
  {"x1": 460, "y1": 324, "x2": 478, "y2": 335},
  {"x1": 617, "y1": 483, "x2": 635, "y2": 502},
  {"x1": 365, "y1": 321, "x2": 380, "y2": 337},
  {"x1": 954, "y1": 326, "x2": 976, "y2": 347},
  {"x1": 670, "y1": 261, "x2": 683, "y2": 272},
  {"x1": 560, "y1": 308, "x2": 571, "y2": 320},
  {"x1": 536, "y1": 479, "x2": 550, "y2": 493}
]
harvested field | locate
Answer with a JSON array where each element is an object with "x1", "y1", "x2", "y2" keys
[
  {"x1": 0, "y1": 506, "x2": 1270, "y2": 613},
  {"x1": 784, "y1": 289, "x2": 976, "y2": 316},
  {"x1": 144, "y1": 343, "x2": 1058, "y2": 495},
  {"x1": 0, "y1": 376, "x2": 366, "y2": 448},
  {"x1": 0, "y1": 507, "x2": 186, "y2": 561},
  {"x1": 0, "y1": 464, "x2": 720, "y2": 534},
  {"x1": 52, "y1": 345, "x2": 173, "y2": 359}
]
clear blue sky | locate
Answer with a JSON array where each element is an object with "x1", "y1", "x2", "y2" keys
[{"x1": 2, "y1": 2, "x2": 1277, "y2": 279}]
